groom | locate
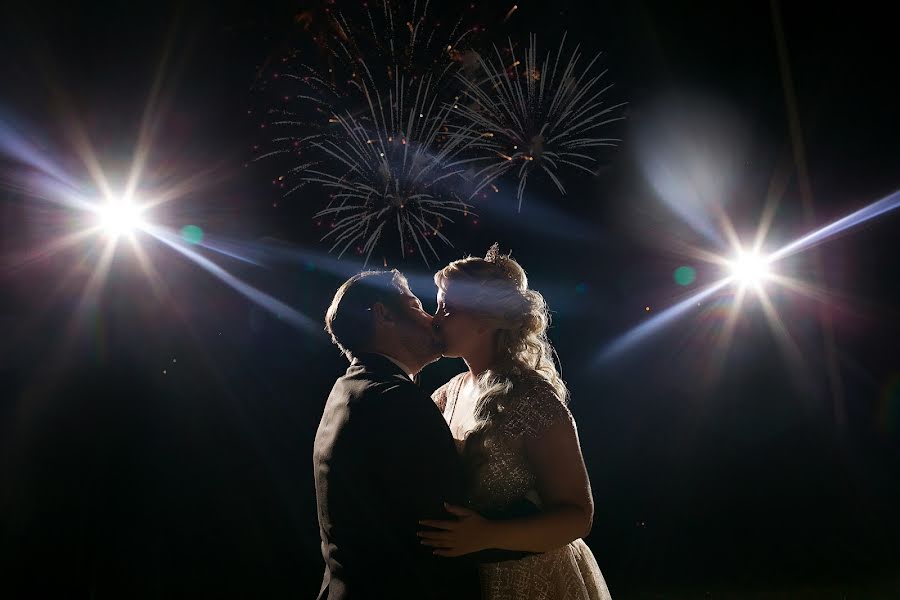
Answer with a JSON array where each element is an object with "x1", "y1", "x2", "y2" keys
[{"x1": 314, "y1": 270, "x2": 531, "y2": 599}]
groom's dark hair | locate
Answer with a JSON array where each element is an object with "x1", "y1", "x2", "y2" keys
[{"x1": 325, "y1": 269, "x2": 413, "y2": 359}]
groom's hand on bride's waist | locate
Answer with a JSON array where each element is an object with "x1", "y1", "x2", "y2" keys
[{"x1": 416, "y1": 498, "x2": 541, "y2": 563}]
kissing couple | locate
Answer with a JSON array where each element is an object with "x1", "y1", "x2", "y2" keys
[{"x1": 314, "y1": 244, "x2": 612, "y2": 599}]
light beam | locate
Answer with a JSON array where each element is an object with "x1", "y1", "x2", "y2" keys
[
  {"x1": 769, "y1": 189, "x2": 900, "y2": 261},
  {"x1": 596, "y1": 277, "x2": 732, "y2": 361},
  {"x1": 144, "y1": 224, "x2": 317, "y2": 333}
]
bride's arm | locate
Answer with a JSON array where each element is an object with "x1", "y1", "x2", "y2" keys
[
  {"x1": 484, "y1": 418, "x2": 594, "y2": 552},
  {"x1": 417, "y1": 415, "x2": 594, "y2": 556}
]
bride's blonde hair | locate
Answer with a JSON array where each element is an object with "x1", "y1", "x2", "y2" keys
[{"x1": 434, "y1": 244, "x2": 568, "y2": 470}]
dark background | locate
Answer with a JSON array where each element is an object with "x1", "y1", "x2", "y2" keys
[{"x1": 2, "y1": 1, "x2": 899, "y2": 597}]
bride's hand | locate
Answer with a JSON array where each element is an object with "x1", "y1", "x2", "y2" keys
[{"x1": 417, "y1": 502, "x2": 496, "y2": 557}]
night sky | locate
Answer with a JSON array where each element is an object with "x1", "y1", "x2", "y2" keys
[{"x1": 2, "y1": 1, "x2": 899, "y2": 597}]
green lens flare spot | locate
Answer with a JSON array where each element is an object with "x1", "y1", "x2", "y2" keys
[
  {"x1": 674, "y1": 266, "x2": 696, "y2": 286},
  {"x1": 181, "y1": 225, "x2": 204, "y2": 245}
]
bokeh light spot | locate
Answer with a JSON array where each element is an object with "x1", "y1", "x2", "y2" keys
[
  {"x1": 674, "y1": 265, "x2": 696, "y2": 286},
  {"x1": 180, "y1": 225, "x2": 204, "y2": 245}
]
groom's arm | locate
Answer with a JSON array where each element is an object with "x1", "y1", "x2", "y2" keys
[
  {"x1": 374, "y1": 384, "x2": 462, "y2": 524},
  {"x1": 375, "y1": 385, "x2": 538, "y2": 563},
  {"x1": 367, "y1": 384, "x2": 482, "y2": 597},
  {"x1": 383, "y1": 385, "x2": 541, "y2": 563}
]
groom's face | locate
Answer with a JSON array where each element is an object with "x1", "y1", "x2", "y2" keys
[{"x1": 391, "y1": 290, "x2": 445, "y2": 364}]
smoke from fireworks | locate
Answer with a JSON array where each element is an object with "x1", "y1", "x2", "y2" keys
[{"x1": 454, "y1": 33, "x2": 626, "y2": 210}]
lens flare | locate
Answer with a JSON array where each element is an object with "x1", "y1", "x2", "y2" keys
[
  {"x1": 673, "y1": 265, "x2": 697, "y2": 286},
  {"x1": 727, "y1": 250, "x2": 771, "y2": 288},
  {"x1": 96, "y1": 199, "x2": 147, "y2": 238},
  {"x1": 598, "y1": 189, "x2": 900, "y2": 364}
]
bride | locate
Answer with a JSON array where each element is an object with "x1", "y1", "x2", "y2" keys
[{"x1": 417, "y1": 244, "x2": 612, "y2": 600}]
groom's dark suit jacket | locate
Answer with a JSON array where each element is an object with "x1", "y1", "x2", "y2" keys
[{"x1": 314, "y1": 353, "x2": 532, "y2": 600}]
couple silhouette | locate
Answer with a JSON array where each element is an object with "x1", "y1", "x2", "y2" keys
[{"x1": 313, "y1": 245, "x2": 610, "y2": 599}]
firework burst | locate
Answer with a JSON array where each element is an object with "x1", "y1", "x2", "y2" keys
[
  {"x1": 454, "y1": 33, "x2": 626, "y2": 210},
  {"x1": 255, "y1": 1, "x2": 486, "y2": 266},
  {"x1": 295, "y1": 76, "x2": 477, "y2": 267},
  {"x1": 325, "y1": 0, "x2": 482, "y2": 95}
]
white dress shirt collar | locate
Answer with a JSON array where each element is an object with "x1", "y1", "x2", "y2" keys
[{"x1": 373, "y1": 353, "x2": 415, "y2": 381}]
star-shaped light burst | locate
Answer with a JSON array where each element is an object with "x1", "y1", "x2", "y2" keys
[
  {"x1": 1, "y1": 107, "x2": 318, "y2": 340},
  {"x1": 726, "y1": 248, "x2": 772, "y2": 290},
  {"x1": 601, "y1": 103, "x2": 900, "y2": 399},
  {"x1": 95, "y1": 197, "x2": 149, "y2": 239},
  {"x1": 598, "y1": 178, "x2": 900, "y2": 366}
]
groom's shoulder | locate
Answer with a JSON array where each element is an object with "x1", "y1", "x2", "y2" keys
[
  {"x1": 366, "y1": 377, "x2": 428, "y2": 407},
  {"x1": 332, "y1": 371, "x2": 425, "y2": 408}
]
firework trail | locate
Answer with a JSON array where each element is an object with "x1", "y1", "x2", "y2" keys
[{"x1": 453, "y1": 33, "x2": 625, "y2": 210}]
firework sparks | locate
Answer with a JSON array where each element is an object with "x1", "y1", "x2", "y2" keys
[
  {"x1": 307, "y1": 77, "x2": 479, "y2": 267},
  {"x1": 256, "y1": 1, "x2": 484, "y2": 266},
  {"x1": 453, "y1": 33, "x2": 625, "y2": 210}
]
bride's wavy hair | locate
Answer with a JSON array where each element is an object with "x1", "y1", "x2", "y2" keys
[{"x1": 434, "y1": 245, "x2": 568, "y2": 471}]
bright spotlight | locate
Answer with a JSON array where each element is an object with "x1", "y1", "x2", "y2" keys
[
  {"x1": 97, "y1": 200, "x2": 146, "y2": 237},
  {"x1": 728, "y1": 250, "x2": 771, "y2": 287}
]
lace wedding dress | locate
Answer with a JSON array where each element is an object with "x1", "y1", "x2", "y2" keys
[{"x1": 433, "y1": 373, "x2": 612, "y2": 600}]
